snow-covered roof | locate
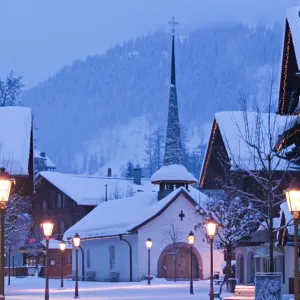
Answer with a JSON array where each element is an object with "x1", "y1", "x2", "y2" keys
[
  {"x1": 0, "y1": 107, "x2": 32, "y2": 175},
  {"x1": 151, "y1": 164, "x2": 197, "y2": 183},
  {"x1": 280, "y1": 201, "x2": 294, "y2": 234},
  {"x1": 286, "y1": 6, "x2": 300, "y2": 68},
  {"x1": 214, "y1": 111, "x2": 296, "y2": 171},
  {"x1": 37, "y1": 171, "x2": 157, "y2": 206},
  {"x1": 63, "y1": 187, "x2": 204, "y2": 240},
  {"x1": 41, "y1": 239, "x2": 72, "y2": 250},
  {"x1": 257, "y1": 217, "x2": 281, "y2": 232},
  {"x1": 34, "y1": 150, "x2": 55, "y2": 168}
]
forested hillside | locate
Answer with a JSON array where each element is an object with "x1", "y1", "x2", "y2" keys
[{"x1": 22, "y1": 23, "x2": 282, "y2": 177}]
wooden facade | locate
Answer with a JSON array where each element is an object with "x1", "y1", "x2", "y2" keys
[
  {"x1": 200, "y1": 120, "x2": 228, "y2": 189},
  {"x1": 276, "y1": 16, "x2": 300, "y2": 163},
  {"x1": 33, "y1": 178, "x2": 95, "y2": 238}
]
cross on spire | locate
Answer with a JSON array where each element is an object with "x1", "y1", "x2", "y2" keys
[{"x1": 169, "y1": 17, "x2": 178, "y2": 35}]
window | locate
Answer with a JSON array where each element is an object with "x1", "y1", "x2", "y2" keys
[
  {"x1": 42, "y1": 200, "x2": 48, "y2": 210},
  {"x1": 109, "y1": 245, "x2": 115, "y2": 270},
  {"x1": 87, "y1": 249, "x2": 91, "y2": 268},
  {"x1": 60, "y1": 220, "x2": 66, "y2": 234},
  {"x1": 57, "y1": 194, "x2": 62, "y2": 209},
  {"x1": 62, "y1": 194, "x2": 66, "y2": 208}
]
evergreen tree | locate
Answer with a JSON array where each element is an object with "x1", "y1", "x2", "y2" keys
[
  {"x1": 152, "y1": 128, "x2": 164, "y2": 171},
  {"x1": 125, "y1": 160, "x2": 134, "y2": 178}
]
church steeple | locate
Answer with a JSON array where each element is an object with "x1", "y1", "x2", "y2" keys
[
  {"x1": 163, "y1": 17, "x2": 184, "y2": 166},
  {"x1": 151, "y1": 18, "x2": 196, "y2": 201},
  {"x1": 170, "y1": 29, "x2": 176, "y2": 86}
]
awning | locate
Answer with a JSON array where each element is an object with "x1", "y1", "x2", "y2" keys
[{"x1": 253, "y1": 247, "x2": 284, "y2": 258}]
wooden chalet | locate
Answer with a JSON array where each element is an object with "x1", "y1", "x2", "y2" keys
[
  {"x1": 276, "y1": 7, "x2": 300, "y2": 165},
  {"x1": 33, "y1": 170, "x2": 155, "y2": 238},
  {"x1": 199, "y1": 111, "x2": 295, "y2": 192}
]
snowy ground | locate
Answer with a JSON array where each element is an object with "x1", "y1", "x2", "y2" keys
[{"x1": 3, "y1": 277, "x2": 294, "y2": 299}]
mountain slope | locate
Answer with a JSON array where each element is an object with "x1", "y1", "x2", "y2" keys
[{"x1": 22, "y1": 23, "x2": 283, "y2": 175}]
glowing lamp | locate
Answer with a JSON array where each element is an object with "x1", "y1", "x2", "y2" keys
[
  {"x1": 0, "y1": 167, "x2": 14, "y2": 204},
  {"x1": 73, "y1": 233, "x2": 80, "y2": 248},
  {"x1": 206, "y1": 217, "x2": 217, "y2": 238},
  {"x1": 188, "y1": 231, "x2": 195, "y2": 246},
  {"x1": 42, "y1": 221, "x2": 54, "y2": 239},
  {"x1": 285, "y1": 180, "x2": 300, "y2": 214},
  {"x1": 60, "y1": 240, "x2": 66, "y2": 252},
  {"x1": 145, "y1": 238, "x2": 152, "y2": 250}
]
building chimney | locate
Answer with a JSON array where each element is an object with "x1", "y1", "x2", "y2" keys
[
  {"x1": 133, "y1": 168, "x2": 141, "y2": 185},
  {"x1": 107, "y1": 168, "x2": 112, "y2": 177},
  {"x1": 40, "y1": 152, "x2": 46, "y2": 158}
]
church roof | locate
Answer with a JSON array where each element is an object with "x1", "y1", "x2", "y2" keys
[
  {"x1": 0, "y1": 107, "x2": 32, "y2": 175},
  {"x1": 63, "y1": 186, "x2": 208, "y2": 240},
  {"x1": 36, "y1": 171, "x2": 157, "y2": 206},
  {"x1": 151, "y1": 164, "x2": 197, "y2": 184}
]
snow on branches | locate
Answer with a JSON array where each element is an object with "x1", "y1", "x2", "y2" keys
[{"x1": 4, "y1": 195, "x2": 33, "y2": 253}]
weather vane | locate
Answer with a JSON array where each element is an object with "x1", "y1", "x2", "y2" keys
[{"x1": 169, "y1": 17, "x2": 178, "y2": 35}]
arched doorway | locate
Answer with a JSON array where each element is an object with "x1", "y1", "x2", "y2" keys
[
  {"x1": 236, "y1": 253, "x2": 245, "y2": 284},
  {"x1": 157, "y1": 242, "x2": 203, "y2": 280},
  {"x1": 247, "y1": 251, "x2": 255, "y2": 284}
]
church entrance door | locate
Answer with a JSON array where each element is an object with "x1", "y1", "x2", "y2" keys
[{"x1": 157, "y1": 243, "x2": 203, "y2": 280}]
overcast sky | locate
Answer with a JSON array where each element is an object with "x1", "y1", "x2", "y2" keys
[{"x1": 0, "y1": 0, "x2": 299, "y2": 88}]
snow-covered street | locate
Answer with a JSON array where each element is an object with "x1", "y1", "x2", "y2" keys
[
  {"x1": 4, "y1": 277, "x2": 233, "y2": 299},
  {"x1": 2, "y1": 277, "x2": 295, "y2": 299}
]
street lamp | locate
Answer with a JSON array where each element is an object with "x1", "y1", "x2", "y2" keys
[
  {"x1": 73, "y1": 233, "x2": 80, "y2": 299},
  {"x1": 145, "y1": 238, "x2": 152, "y2": 285},
  {"x1": 59, "y1": 241, "x2": 66, "y2": 288},
  {"x1": 188, "y1": 231, "x2": 195, "y2": 295},
  {"x1": 285, "y1": 180, "x2": 300, "y2": 300},
  {"x1": 7, "y1": 248, "x2": 11, "y2": 287},
  {"x1": 42, "y1": 221, "x2": 54, "y2": 300},
  {"x1": 0, "y1": 168, "x2": 14, "y2": 300},
  {"x1": 206, "y1": 217, "x2": 217, "y2": 300}
]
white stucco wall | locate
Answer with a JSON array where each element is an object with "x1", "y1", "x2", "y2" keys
[
  {"x1": 235, "y1": 245, "x2": 292, "y2": 294},
  {"x1": 72, "y1": 192, "x2": 224, "y2": 282},
  {"x1": 137, "y1": 193, "x2": 223, "y2": 279},
  {"x1": 283, "y1": 246, "x2": 294, "y2": 294},
  {"x1": 72, "y1": 234, "x2": 139, "y2": 281}
]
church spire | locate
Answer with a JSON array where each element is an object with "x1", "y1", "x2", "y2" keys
[{"x1": 163, "y1": 17, "x2": 184, "y2": 166}]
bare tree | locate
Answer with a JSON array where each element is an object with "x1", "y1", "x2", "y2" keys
[
  {"x1": 195, "y1": 187, "x2": 258, "y2": 285},
  {"x1": 220, "y1": 72, "x2": 296, "y2": 272},
  {"x1": 0, "y1": 71, "x2": 24, "y2": 107},
  {"x1": 5, "y1": 196, "x2": 33, "y2": 253},
  {"x1": 162, "y1": 220, "x2": 185, "y2": 282}
]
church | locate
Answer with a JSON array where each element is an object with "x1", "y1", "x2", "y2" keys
[{"x1": 63, "y1": 22, "x2": 223, "y2": 282}]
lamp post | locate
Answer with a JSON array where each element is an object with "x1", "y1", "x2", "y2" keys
[
  {"x1": 73, "y1": 233, "x2": 80, "y2": 299},
  {"x1": 285, "y1": 181, "x2": 300, "y2": 300},
  {"x1": 7, "y1": 248, "x2": 11, "y2": 286},
  {"x1": 145, "y1": 238, "x2": 152, "y2": 285},
  {"x1": 188, "y1": 231, "x2": 195, "y2": 295},
  {"x1": 206, "y1": 217, "x2": 217, "y2": 300},
  {"x1": 42, "y1": 221, "x2": 54, "y2": 300},
  {"x1": 0, "y1": 168, "x2": 14, "y2": 300},
  {"x1": 59, "y1": 241, "x2": 66, "y2": 288}
]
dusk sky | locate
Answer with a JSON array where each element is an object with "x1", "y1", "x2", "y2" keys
[{"x1": 1, "y1": 0, "x2": 299, "y2": 88}]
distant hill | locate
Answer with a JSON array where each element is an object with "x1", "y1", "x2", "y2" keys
[{"x1": 22, "y1": 23, "x2": 283, "y2": 176}]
